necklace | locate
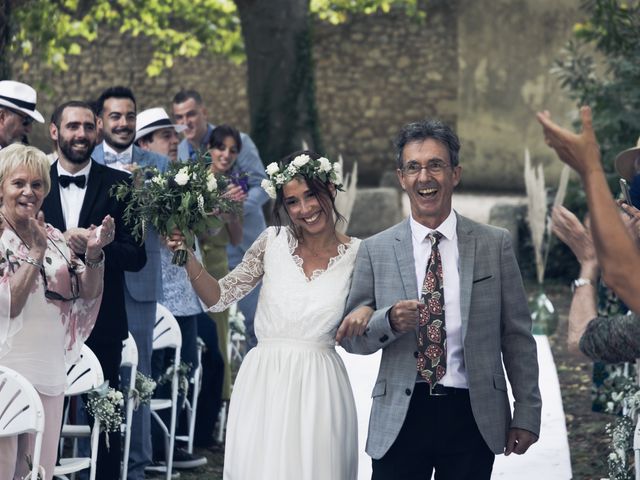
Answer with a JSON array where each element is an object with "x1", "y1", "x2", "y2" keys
[{"x1": 300, "y1": 234, "x2": 341, "y2": 258}]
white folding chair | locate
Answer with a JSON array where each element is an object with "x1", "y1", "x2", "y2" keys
[
  {"x1": 55, "y1": 344, "x2": 104, "y2": 480},
  {"x1": 175, "y1": 336, "x2": 203, "y2": 454},
  {"x1": 0, "y1": 366, "x2": 45, "y2": 480},
  {"x1": 151, "y1": 303, "x2": 182, "y2": 480},
  {"x1": 120, "y1": 333, "x2": 138, "y2": 480}
]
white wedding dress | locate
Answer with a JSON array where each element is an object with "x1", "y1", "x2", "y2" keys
[{"x1": 209, "y1": 226, "x2": 361, "y2": 480}]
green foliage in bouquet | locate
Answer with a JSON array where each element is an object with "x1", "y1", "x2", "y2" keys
[{"x1": 112, "y1": 159, "x2": 239, "y2": 265}]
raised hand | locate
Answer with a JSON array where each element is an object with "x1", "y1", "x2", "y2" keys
[
  {"x1": 86, "y1": 215, "x2": 115, "y2": 260},
  {"x1": 536, "y1": 106, "x2": 602, "y2": 177},
  {"x1": 551, "y1": 206, "x2": 596, "y2": 266},
  {"x1": 28, "y1": 211, "x2": 48, "y2": 257}
]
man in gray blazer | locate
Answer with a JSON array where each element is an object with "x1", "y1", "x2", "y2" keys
[{"x1": 341, "y1": 119, "x2": 541, "y2": 479}]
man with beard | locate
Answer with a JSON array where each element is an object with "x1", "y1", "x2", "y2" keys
[
  {"x1": 90, "y1": 86, "x2": 189, "y2": 480},
  {"x1": 0, "y1": 80, "x2": 44, "y2": 148},
  {"x1": 41, "y1": 100, "x2": 147, "y2": 479}
]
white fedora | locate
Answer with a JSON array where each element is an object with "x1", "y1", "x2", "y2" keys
[
  {"x1": 614, "y1": 136, "x2": 640, "y2": 182},
  {"x1": 0, "y1": 80, "x2": 44, "y2": 123},
  {"x1": 135, "y1": 107, "x2": 186, "y2": 141}
]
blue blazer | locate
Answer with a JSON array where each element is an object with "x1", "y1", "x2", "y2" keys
[
  {"x1": 177, "y1": 124, "x2": 269, "y2": 267},
  {"x1": 92, "y1": 143, "x2": 169, "y2": 303}
]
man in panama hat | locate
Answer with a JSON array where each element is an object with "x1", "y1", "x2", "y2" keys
[
  {"x1": 135, "y1": 107, "x2": 186, "y2": 163},
  {"x1": 0, "y1": 80, "x2": 44, "y2": 148}
]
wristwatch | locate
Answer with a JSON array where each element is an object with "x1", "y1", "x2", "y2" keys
[{"x1": 571, "y1": 277, "x2": 593, "y2": 292}]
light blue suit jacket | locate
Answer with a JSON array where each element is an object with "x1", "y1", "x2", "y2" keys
[
  {"x1": 92, "y1": 143, "x2": 169, "y2": 302},
  {"x1": 178, "y1": 124, "x2": 268, "y2": 267},
  {"x1": 341, "y1": 214, "x2": 542, "y2": 457}
]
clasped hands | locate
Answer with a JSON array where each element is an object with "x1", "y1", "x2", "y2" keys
[{"x1": 64, "y1": 215, "x2": 115, "y2": 260}]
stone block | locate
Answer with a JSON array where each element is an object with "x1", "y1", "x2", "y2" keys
[{"x1": 347, "y1": 188, "x2": 403, "y2": 238}]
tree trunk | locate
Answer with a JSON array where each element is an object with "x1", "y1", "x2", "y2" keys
[
  {"x1": 235, "y1": 0, "x2": 323, "y2": 166},
  {"x1": 0, "y1": 0, "x2": 13, "y2": 79}
]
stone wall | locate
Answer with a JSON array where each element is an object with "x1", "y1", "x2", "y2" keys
[{"x1": 12, "y1": 0, "x2": 580, "y2": 191}]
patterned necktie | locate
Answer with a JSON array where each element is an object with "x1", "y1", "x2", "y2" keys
[
  {"x1": 104, "y1": 150, "x2": 132, "y2": 165},
  {"x1": 417, "y1": 231, "x2": 446, "y2": 386}
]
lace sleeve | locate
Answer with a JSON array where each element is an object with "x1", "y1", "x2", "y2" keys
[{"x1": 208, "y1": 228, "x2": 270, "y2": 312}]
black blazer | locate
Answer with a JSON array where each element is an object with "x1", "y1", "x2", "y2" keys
[{"x1": 41, "y1": 160, "x2": 147, "y2": 346}]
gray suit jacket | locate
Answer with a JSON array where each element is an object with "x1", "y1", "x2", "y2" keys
[
  {"x1": 341, "y1": 214, "x2": 541, "y2": 457},
  {"x1": 92, "y1": 143, "x2": 169, "y2": 302}
]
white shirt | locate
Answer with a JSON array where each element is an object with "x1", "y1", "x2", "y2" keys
[
  {"x1": 56, "y1": 161, "x2": 91, "y2": 229},
  {"x1": 410, "y1": 210, "x2": 468, "y2": 388}
]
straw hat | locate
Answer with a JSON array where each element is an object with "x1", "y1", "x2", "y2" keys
[
  {"x1": 135, "y1": 107, "x2": 186, "y2": 141},
  {"x1": 0, "y1": 80, "x2": 44, "y2": 123},
  {"x1": 614, "y1": 136, "x2": 640, "y2": 182}
]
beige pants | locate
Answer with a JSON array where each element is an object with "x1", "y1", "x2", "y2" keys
[{"x1": 0, "y1": 392, "x2": 64, "y2": 480}]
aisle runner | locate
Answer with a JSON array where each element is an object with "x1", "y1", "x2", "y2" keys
[{"x1": 337, "y1": 335, "x2": 572, "y2": 480}]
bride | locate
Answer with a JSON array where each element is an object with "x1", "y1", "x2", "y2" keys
[{"x1": 169, "y1": 150, "x2": 371, "y2": 479}]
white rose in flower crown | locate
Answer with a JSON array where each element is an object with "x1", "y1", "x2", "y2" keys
[
  {"x1": 261, "y1": 179, "x2": 277, "y2": 199},
  {"x1": 275, "y1": 174, "x2": 286, "y2": 185},
  {"x1": 292, "y1": 154, "x2": 311, "y2": 167},
  {"x1": 174, "y1": 167, "x2": 190, "y2": 186},
  {"x1": 206, "y1": 173, "x2": 218, "y2": 192},
  {"x1": 317, "y1": 157, "x2": 332, "y2": 172},
  {"x1": 266, "y1": 162, "x2": 280, "y2": 176}
]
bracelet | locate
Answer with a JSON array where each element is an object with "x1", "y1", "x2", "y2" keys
[
  {"x1": 23, "y1": 255, "x2": 43, "y2": 270},
  {"x1": 85, "y1": 250, "x2": 105, "y2": 269},
  {"x1": 190, "y1": 265, "x2": 205, "y2": 283}
]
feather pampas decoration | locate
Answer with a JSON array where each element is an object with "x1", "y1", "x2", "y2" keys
[
  {"x1": 524, "y1": 148, "x2": 547, "y2": 285},
  {"x1": 335, "y1": 154, "x2": 358, "y2": 234},
  {"x1": 524, "y1": 149, "x2": 570, "y2": 335}
]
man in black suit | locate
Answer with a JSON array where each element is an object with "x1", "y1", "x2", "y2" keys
[{"x1": 41, "y1": 100, "x2": 146, "y2": 480}]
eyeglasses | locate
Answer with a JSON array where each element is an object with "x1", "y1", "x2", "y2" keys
[
  {"x1": 401, "y1": 160, "x2": 451, "y2": 176},
  {"x1": 42, "y1": 266, "x2": 80, "y2": 302},
  {"x1": 7, "y1": 108, "x2": 34, "y2": 127}
]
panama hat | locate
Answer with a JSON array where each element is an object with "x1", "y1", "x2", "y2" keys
[
  {"x1": 614, "y1": 136, "x2": 640, "y2": 182},
  {"x1": 135, "y1": 107, "x2": 187, "y2": 141},
  {"x1": 0, "y1": 80, "x2": 44, "y2": 123}
]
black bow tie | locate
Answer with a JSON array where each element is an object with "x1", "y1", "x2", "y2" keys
[{"x1": 59, "y1": 174, "x2": 87, "y2": 189}]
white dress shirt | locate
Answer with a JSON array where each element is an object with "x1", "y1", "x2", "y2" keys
[
  {"x1": 410, "y1": 210, "x2": 468, "y2": 388},
  {"x1": 56, "y1": 161, "x2": 91, "y2": 229}
]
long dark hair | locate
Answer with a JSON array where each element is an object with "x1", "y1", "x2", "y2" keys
[{"x1": 271, "y1": 150, "x2": 345, "y2": 238}]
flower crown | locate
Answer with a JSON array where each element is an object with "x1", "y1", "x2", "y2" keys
[{"x1": 260, "y1": 153, "x2": 344, "y2": 199}]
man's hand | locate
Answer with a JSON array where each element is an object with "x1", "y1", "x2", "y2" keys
[
  {"x1": 389, "y1": 300, "x2": 421, "y2": 333},
  {"x1": 64, "y1": 227, "x2": 91, "y2": 255},
  {"x1": 536, "y1": 106, "x2": 602, "y2": 178},
  {"x1": 504, "y1": 428, "x2": 538, "y2": 456}
]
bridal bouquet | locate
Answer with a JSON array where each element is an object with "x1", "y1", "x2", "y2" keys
[{"x1": 112, "y1": 159, "x2": 239, "y2": 265}]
